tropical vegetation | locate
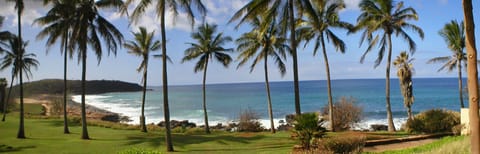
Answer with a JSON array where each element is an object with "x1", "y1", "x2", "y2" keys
[{"x1": 394, "y1": 51, "x2": 415, "y2": 120}]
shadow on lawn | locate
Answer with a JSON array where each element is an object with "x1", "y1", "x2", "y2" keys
[{"x1": 0, "y1": 144, "x2": 36, "y2": 153}]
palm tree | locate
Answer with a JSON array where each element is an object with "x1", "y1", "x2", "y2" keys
[
  {"x1": 126, "y1": 0, "x2": 206, "y2": 151},
  {"x1": 462, "y1": 0, "x2": 480, "y2": 152},
  {"x1": 0, "y1": 35, "x2": 39, "y2": 139},
  {"x1": 124, "y1": 27, "x2": 161, "y2": 133},
  {"x1": 34, "y1": 0, "x2": 76, "y2": 134},
  {"x1": 393, "y1": 51, "x2": 414, "y2": 120},
  {"x1": 297, "y1": 0, "x2": 352, "y2": 132},
  {"x1": 236, "y1": 17, "x2": 289, "y2": 133},
  {"x1": 353, "y1": 0, "x2": 424, "y2": 132},
  {"x1": 427, "y1": 20, "x2": 470, "y2": 108},
  {"x1": 230, "y1": 0, "x2": 318, "y2": 115},
  {"x1": 68, "y1": 0, "x2": 124, "y2": 140},
  {"x1": 0, "y1": 78, "x2": 6, "y2": 115},
  {"x1": 182, "y1": 23, "x2": 233, "y2": 134}
]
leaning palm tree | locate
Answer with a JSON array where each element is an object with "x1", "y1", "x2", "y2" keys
[
  {"x1": 0, "y1": 35, "x2": 39, "y2": 139},
  {"x1": 182, "y1": 23, "x2": 233, "y2": 134},
  {"x1": 124, "y1": 27, "x2": 161, "y2": 133},
  {"x1": 353, "y1": 0, "x2": 424, "y2": 132},
  {"x1": 230, "y1": 0, "x2": 318, "y2": 115},
  {"x1": 126, "y1": 0, "x2": 206, "y2": 151},
  {"x1": 427, "y1": 20, "x2": 469, "y2": 108},
  {"x1": 297, "y1": 0, "x2": 352, "y2": 132},
  {"x1": 68, "y1": 0, "x2": 124, "y2": 140},
  {"x1": 393, "y1": 51, "x2": 414, "y2": 120},
  {"x1": 34, "y1": 0, "x2": 76, "y2": 134},
  {"x1": 236, "y1": 17, "x2": 289, "y2": 133}
]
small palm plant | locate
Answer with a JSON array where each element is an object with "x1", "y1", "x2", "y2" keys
[
  {"x1": 182, "y1": 23, "x2": 233, "y2": 134},
  {"x1": 393, "y1": 51, "x2": 415, "y2": 120},
  {"x1": 124, "y1": 27, "x2": 161, "y2": 132}
]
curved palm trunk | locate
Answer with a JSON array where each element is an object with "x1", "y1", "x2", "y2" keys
[
  {"x1": 63, "y1": 30, "x2": 70, "y2": 134},
  {"x1": 264, "y1": 55, "x2": 275, "y2": 133},
  {"x1": 140, "y1": 61, "x2": 148, "y2": 132},
  {"x1": 463, "y1": 0, "x2": 479, "y2": 153},
  {"x1": 17, "y1": 67, "x2": 25, "y2": 138},
  {"x1": 386, "y1": 34, "x2": 396, "y2": 132},
  {"x1": 2, "y1": 76, "x2": 14, "y2": 121},
  {"x1": 160, "y1": 4, "x2": 174, "y2": 152},
  {"x1": 320, "y1": 36, "x2": 335, "y2": 132},
  {"x1": 458, "y1": 59, "x2": 465, "y2": 108},
  {"x1": 81, "y1": 46, "x2": 89, "y2": 140},
  {"x1": 288, "y1": 0, "x2": 301, "y2": 115},
  {"x1": 202, "y1": 58, "x2": 210, "y2": 134}
]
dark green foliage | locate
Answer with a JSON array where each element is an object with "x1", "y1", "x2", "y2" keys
[
  {"x1": 319, "y1": 135, "x2": 366, "y2": 154},
  {"x1": 292, "y1": 113, "x2": 326, "y2": 150},
  {"x1": 404, "y1": 109, "x2": 460, "y2": 133},
  {"x1": 238, "y1": 108, "x2": 264, "y2": 132}
]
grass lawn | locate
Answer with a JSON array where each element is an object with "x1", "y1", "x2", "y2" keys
[{"x1": 366, "y1": 135, "x2": 469, "y2": 154}]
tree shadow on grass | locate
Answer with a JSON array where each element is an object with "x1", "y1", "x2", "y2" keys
[{"x1": 0, "y1": 144, "x2": 36, "y2": 153}]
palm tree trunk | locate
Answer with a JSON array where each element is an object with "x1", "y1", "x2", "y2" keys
[
  {"x1": 386, "y1": 34, "x2": 396, "y2": 132},
  {"x1": 462, "y1": 0, "x2": 480, "y2": 153},
  {"x1": 320, "y1": 35, "x2": 335, "y2": 132},
  {"x1": 140, "y1": 61, "x2": 148, "y2": 133},
  {"x1": 288, "y1": 0, "x2": 301, "y2": 115},
  {"x1": 264, "y1": 55, "x2": 275, "y2": 133},
  {"x1": 407, "y1": 105, "x2": 413, "y2": 120},
  {"x1": 458, "y1": 59, "x2": 465, "y2": 108},
  {"x1": 63, "y1": 30, "x2": 70, "y2": 134},
  {"x1": 2, "y1": 76, "x2": 13, "y2": 121},
  {"x1": 202, "y1": 58, "x2": 210, "y2": 134},
  {"x1": 17, "y1": 66, "x2": 25, "y2": 138},
  {"x1": 160, "y1": 4, "x2": 174, "y2": 152},
  {"x1": 81, "y1": 46, "x2": 89, "y2": 140}
]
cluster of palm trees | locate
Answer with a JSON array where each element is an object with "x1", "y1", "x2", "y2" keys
[{"x1": 1, "y1": 0, "x2": 479, "y2": 152}]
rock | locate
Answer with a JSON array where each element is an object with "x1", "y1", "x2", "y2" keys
[
  {"x1": 277, "y1": 124, "x2": 293, "y2": 131},
  {"x1": 157, "y1": 120, "x2": 196, "y2": 128},
  {"x1": 370, "y1": 124, "x2": 388, "y2": 131},
  {"x1": 286, "y1": 114, "x2": 296, "y2": 125}
]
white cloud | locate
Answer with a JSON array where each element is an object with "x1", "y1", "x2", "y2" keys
[
  {"x1": 344, "y1": 0, "x2": 361, "y2": 11},
  {"x1": 0, "y1": 1, "x2": 45, "y2": 28}
]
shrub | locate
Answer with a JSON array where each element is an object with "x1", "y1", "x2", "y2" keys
[
  {"x1": 452, "y1": 124, "x2": 464, "y2": 136},
  {"x1": 238, "y1": 108, "x2": 264, "y2": 132},
  {"x1": 319, "y1": 135, "x2": 366, "y2": 154},
  {"x1": 404, "y1": 109, "x2": 460, "y2": 134},
  {"x1": 292, "y1": 112, "x2": 326, "y2": 150},
  {"x1": 322, "y1": 97, "x2": 363, "y2": 131}
]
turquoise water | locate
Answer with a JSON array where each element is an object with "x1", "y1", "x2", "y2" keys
[{"x1": 72, "y1": 78, "x2": 466, "y2": 129}]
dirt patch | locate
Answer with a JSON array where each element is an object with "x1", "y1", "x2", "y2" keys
[{"x1": 363, "y1": 138, "x2": 438, "y2": 152}]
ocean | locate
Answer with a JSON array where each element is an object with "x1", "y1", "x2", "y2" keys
[{"x1": 72, "y1": 78, "x2": 466, "y2": 130}]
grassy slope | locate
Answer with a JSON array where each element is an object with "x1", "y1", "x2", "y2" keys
[
  {"x1": 367, "y1": 135, "x2": 469, "y2": 154},
  {"x1": 0, "y1": 107, "x2": 295, "y2": 154}
]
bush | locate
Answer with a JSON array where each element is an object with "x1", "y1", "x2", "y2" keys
[
  {"x1": 292, "y1": 112, "x2": 326, "y2": 150},
  {"x1": 322, "y1": 97, "x2": 363, "y2": 131},
  {"x1": 404, "y1": 109, "x2": 460, "y2": 134},
  {"x1": 238, "y1": 108, "x2": 264, "y2": 132},
  {"x1": 319, "y1": 135, "x2": 366, "y2": 154}
]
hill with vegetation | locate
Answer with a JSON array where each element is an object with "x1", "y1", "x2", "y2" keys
[{"x1": 9, "y1": 79, "x2": 142, "y2": 97}]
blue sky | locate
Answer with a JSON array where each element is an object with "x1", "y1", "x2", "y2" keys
[{"x1": 0, "y1": 0, "x2": 479, "y2": 86}]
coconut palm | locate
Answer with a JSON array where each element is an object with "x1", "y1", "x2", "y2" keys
[
  {"x1": 126, "y1": 0, "x2": 206, "y2": 150},
  {"x1": 393, "y1": 51, "x2": 414, "y2": 120},
  {"x1": 353, "y1": 0, "x2": 424, "y2": 132},
  {"x1": 297, "y1": 0, "x2": 352, "y2": 132},
  {"x1": 124, "y1": 27, "x2": 161, "y2": 133},
  {"x1": 230, "y1": 0, "x2": 318, "y2": 115},
  {"x1": 236, "y1": 17, "x2": 289, "y2": 133},
  {"x1": 34, "y1": 0, "x2": 76, "y2": 134},
  {"x1": 0, "y1": 35, "x2": 39, "y2": 139},
  {"x1": 0, "y1": 78, "x2": 6, "y2": 115},
  {"x1": 68, "y1": 0, "x2": 124, "y2": 140},
  {"x1": 462, "y1": 0, "x2": 480, "y2": 152},
  {"x1": 182, "y1": 23, "x2": 233, "y2": 134},
  {"x1": 427, "y1": 20, "x2": 471, "y2": 108}
]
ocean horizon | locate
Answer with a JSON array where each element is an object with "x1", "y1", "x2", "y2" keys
[{"x1": 72, "y1": 77, "x2": 467, "y2": 130}]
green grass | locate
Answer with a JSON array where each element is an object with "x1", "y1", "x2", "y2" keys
[{"x1": 365, "y1": 135, "x2": 469, "y2": 154}]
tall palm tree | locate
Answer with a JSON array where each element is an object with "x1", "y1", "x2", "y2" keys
[
  {"x1": 124, "y1": 27, "x2": 161, "y2": 133},
  {"x1": 34, "y1": 0, "x2": 76, "y2": 134},
  {"x1": 393, "y1": 51, "x2": 414, "y2": 120},
  {"x1": 353, "y1": 0, "x2": 424, "y2": 132},
  {"x1": 462, "y1": 0, "x2": 480, "y2": 152},
  {"x1": 0, "y1": 16, "x2": 11, "y2": 41},
  {"x1": 236, "y1": 17, "x2": 289, "y2": 133},
  {"x1": 230, "y1": 0, "x2": 318, "y2": 115},
  {"x1": 0, "y1": 35, "x2": 39, "y2": 139},
  {"x1": 427, "y1": 20, "x2": 469, "y2": 108},
  {"x1": 68, "y1": 0, "x2": 124, "y2": 140},
  {"x1": 182, "y1": 23, "x2": 233, "y2": 134},
  {"x1": 126, "y1": 0, "x2": 206, "y2": 151},
  {"x1": 297, "y1": 0, "x2": 352, "y2": 132}
]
